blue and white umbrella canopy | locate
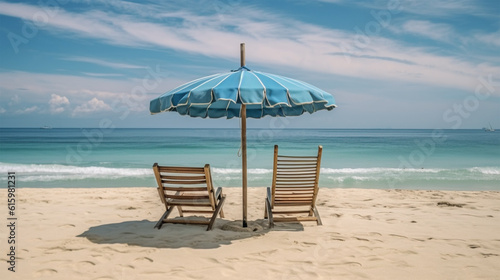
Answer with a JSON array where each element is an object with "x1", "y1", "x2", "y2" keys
[{"x1": 150, "y1": 66, "x2": 336, "y2": 118}]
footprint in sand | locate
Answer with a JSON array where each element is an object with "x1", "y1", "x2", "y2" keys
[
  {"x1": 134, "y1": 257, "x2": 154, "y2": 264},
  {"x1": 118, "y1": 206, "x2": 137, "y2": 210},
  {"x1": 255, "y1": 249, "x2": 279, "y2": 257},
  {"x1": 35, "y1": 268, "x2": 58, "y2": 277},
  {"x1": 335, "y1": 261, "x2": 362, "y2": 267},
  {"x1": 353, "y1": 214, "x2": 372, "y2": 220},
  {"x1": 90, "y1": 254, "x2": 111, "y2": 263},
  {"x1": 75, "y1": 260, "x2": 96, "y2": 271},
  {"x1": 389, "y1": 234, "x2": 409, "y2": 239},
  {"x1": 59, "y1": 224, "x2": 76, "y2": 228},
  {"x1": 44, "y1": 246, "x2": 68, "y2": 254},
  {"x1": 353, "y1": 237, "x2": 370, "y2": 242},
  {"x1": 115, "y1": 264, "x2": 135, "y2": 275}
]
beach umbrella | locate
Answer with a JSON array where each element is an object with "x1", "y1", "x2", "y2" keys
[{"x1": 150, "y1": 43, "x2": 336, "y2": 227}]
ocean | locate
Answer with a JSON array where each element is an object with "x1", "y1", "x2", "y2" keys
[{"x1": 0, "y1": 128, "x2": 499, "y2": 190}]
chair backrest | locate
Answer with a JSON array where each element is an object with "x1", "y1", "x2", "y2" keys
[
  {"x1": 271, "y1": 145, "x2": 323, "y2": 208},
  {"x1": 153, "y1": 163, "x2": 216, "y2": 209}
]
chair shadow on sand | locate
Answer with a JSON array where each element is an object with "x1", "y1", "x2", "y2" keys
[{"x1": 77, "y1": 218, "x2": 304, "y2": 249}]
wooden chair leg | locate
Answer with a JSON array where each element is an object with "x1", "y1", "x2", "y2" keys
[
  {"x1": 207, "y1": 195, "x2": 226, "y2": 231},
  {"x1": 174, "y1": 191, "x2": 184, "y2": 217},
  {"x1": 265, "y1": 197, "x2": 274, "y2": 228},
  {"x1": 155, "y1": 206, "x2": 175, "y2": 229},
  {"x1": 177, "y1": 206, "x2": 184, "y2": 217},
  {"x1": 313, "y1": 207, "x2": 322, "y2": 226},
  {"x1": 215, "y1": 187, "x2": 225, "y2": 218}
]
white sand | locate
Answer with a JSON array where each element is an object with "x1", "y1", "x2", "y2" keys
[{"x1": 2, "y1": 187, "x2": 500, "y2": 279}]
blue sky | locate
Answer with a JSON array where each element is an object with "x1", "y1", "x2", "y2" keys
[{"x1": 0, "y1": 0, "x2": 499, "y2": 129}]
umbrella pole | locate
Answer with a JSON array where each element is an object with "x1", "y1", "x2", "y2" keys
[
  {"x1": 242, "y1": 104, "x2": 248, "y2": 228},
  {"x1": 240, "y1": 43, "x2": 248, "y2": 228}
]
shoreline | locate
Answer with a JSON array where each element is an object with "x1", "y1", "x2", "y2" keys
[
  {"x1": 7, "y1": 184, "x2": 500, "y2": 192},
  {"x1": 3, "y1": 187, "x2": 500, "y2": 279}
]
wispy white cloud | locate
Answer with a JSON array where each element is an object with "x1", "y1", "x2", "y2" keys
[
  {"x1": 398, "y1": 20, "x2": 455, "y2": 43},
  {"x1": 72, "y1": 97, "x2": 112, "y2": 116},
  {"x1": 49, "y1": 94, "x2": 70, "y2": 114},
  {"x1": 64, "y1": 56, "x2": 147, "y2": 69},
  {"x1": 475, "y1": 31, "x2": 500, "y2": 47},
  {"x1": 9, "y1": 94, "x2": 19, "y2": 106},
  {"x1": 315, "y1": 0, "x2": 344, "y2": 3},
  {"x1": 322, "y1": 0, "x2": 489, "y2": 17},
  {"x1": 16, "y1": 106, "x2": 38, "y2": 114},
  {"x1": 82, "y1": 72, "x2": 124, "y2": 77},
  {"x1": 0, "y1": 107, "x2": 6, "y2": 114},
  {"x1": 394, "y1": 0, "x2": 487, "y2": 17}
]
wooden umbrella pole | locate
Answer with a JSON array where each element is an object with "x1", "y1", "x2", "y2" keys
[
  {"x1": 241, "y1": 104, "x2": 247, "y2": 228},
  {"x1": 240, "y1": 43, "x2": 248, "y2": 228}
]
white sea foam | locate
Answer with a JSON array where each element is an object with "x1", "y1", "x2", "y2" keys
[
  {"x1": 1, "y1": 162, "x2": 498, "y2": 189},
  {"x1": 320, "y1": 167, "x2": 445, "y2": 174},
  {"x1": 212, "y1": 168, "x2": 272, "y2": 175},
  {"x1": 0, "y1": 162, "x2": 151, "y2": 182},
  {"x1": 468, "y1": 167, "x2": 500, "y2": 175}
]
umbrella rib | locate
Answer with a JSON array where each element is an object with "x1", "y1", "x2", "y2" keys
[
  {"x1": 262, "y1": 72, "x2": 294, "y2": 108},
  {"x1": 212, "y1": 72, "x2": 238, "y2": 104},
  {"x1": 253, "y1": 71, "x2": 293, "y2": 108},
  {"x1": 237, "y1": 70, "x2": 244, "y2": 105},
  {"x1": 246, "y1": 71, "x2": 266, "y2": 106},
  {"x1": 155, "y1": 74, "x2": 221, "y2": 112},
  {"x1": 274, "y1": 74, "x2": 331, "y2": 106},
  {"x1": 169, "y1": 73, "x2": 221, "y2": 97},
  {"x1": 242, "y1": 71, "x2": 265, "y2": 118},
  {"x1": 183, "y1": 73, "x2": 231, "y2": 106}
]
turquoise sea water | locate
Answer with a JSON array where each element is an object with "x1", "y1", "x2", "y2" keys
[{"x1": 0, "y1": 128, "x2": 499, "y2": 190}]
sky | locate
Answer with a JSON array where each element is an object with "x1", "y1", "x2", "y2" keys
[{"x1": 0, "y1": 0, "x2": 499, "y2": 129}]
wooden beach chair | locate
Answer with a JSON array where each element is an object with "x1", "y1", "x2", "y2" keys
[
  {"x1": 265, "y1": 145, "x2": 323, "y2": 228},
  {"x1": 153, "y1": 163, "x2": 226, "y2": 231}
]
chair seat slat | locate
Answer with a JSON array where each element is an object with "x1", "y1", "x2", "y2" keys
[
  {"x1": 163, "y1": 219, "x2": 211, "y2": 225},
  {"x1": 163, "y1": 175, "x2": 207, "y2": 180},
  {"x1": 166, "y1": 194, "x2": 210, "y2": 200},
  {"x1": 162, "y1": 179, "x2": 207, "y2": 185},
  {"x1": 278, "y1": 160, "x2": 316, "y2": 163},
  {"x1": 161, "y1": 186, "x2": 207, "y2": 192},
  {"x1": 272, "y1": 217, "x2": 318, "y2": 222},
  {"x1": 158, "y1": 167, "x2": 206, "y2": 174},
  {"x1": 276, "y1": 179, "x2": 316, "y2": 183},
  {"x1": 278, "y1": 155, "x2": 317, "y2": 159},
  {"x1": 272, "y1": 210, "x2": 312, "y2": 214},
  {"x1": 167, "y1": 201, "x2": 212, "y2": 207},
  {"x1": 276, "y1": 182, "x2": 316, "y2": 186},
  {"x1": 277, "y1": 166, "x2": 317, "y2": 170},
  {"x1": 275, "y1": 197, "x2": 314, "y2": 201},
  {"x1": 275, "y1": 189, "x2": 314, "y2": 193}
]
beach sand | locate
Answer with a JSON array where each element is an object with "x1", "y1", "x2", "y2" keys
[{"x1": 2, "y1": 187, "x2": 500, "y2": 279}]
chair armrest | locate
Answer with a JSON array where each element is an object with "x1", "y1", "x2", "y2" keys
[{"x1": 215, "y1": 187, "x2": 223, "y2": 199}]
